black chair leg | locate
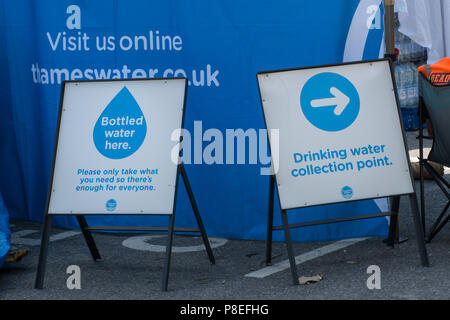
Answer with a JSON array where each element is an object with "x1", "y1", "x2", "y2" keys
[{"x1": 427, "y1": 201, "x2": 450, "y2": 242}]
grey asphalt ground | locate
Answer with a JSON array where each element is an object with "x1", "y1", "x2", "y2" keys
[{"x1": 1, "y1": 131, "x2": 449, "y2": 300}]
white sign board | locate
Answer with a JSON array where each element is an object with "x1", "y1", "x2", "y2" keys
[
  {"x1": 257, "y1": 60, "x2": 413, "y2": 210},
  {"x1": 48, "y1": 78, "x2": 187, "y2": 215}
]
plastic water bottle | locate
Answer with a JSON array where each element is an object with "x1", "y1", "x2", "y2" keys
[
  {"x1": 397, "y1": 41, "x2": 405, "y2": 63},
  {"x1": 405, "y1": 63, "x2": 414, "y2": 105},
  {"x1": 405, "y1": 63, "x2": 412, "y2": 105},
  {"x1": 396, "y1": 64, "x2": 408, "y2": 107},
  {"x1": 411, "y1": 63, "x2": 419, "y2": 106},
  {"x1": 405, "y1": 38, "x2": 413, "y2": 61},
  {"x1": 421, "y1": 45, "x2": 427, "y2": 59},
  {"x1": 395, "y1": 30, "x2": 405, "y2": 44},
  {"x1": 395, "y1": 64, "x2": 401, "y2": 106},
  {"x1": 395, "y1": 31, "x2": 403, "y2": 63},
  {"x1": 411, "y1": 40, "x2": 417, "y2": 60},
  {"x1": 404, "y1": 63, "x2": 418, "y2": 107},
  {"x1": 412, "y1": 42, "x2": 421, "y2": 60}
]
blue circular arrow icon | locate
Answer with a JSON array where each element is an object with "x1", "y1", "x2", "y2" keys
[{"x1": 300, "y1": 72, "x2": 360, "y2": 132}]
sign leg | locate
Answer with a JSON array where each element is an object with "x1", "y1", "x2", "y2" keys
[
  {"x1": 419, "y1": 103, "x2": 426, "y2": 235},
  {"x1": 280, "y1": 210, "x2": 299, "y2": 285},
  {"x1": 76, "y1": 216, "x2": 101, "y2": 261},
  {"x1": 386, "y1": 196, "x2": 400, "y2": 247},
  {"x1": 35, "y1": 215, "x2": 53, "y2": 289},
  {"x1": 408, "y1": 193, "x2": 430, "y2": 267},
  {"x1": 390, "y1": 196, "x2": 400, "y2": 240},
  {"x1": 427, "y1": 202, "x2": 450, "y2": 242},
  {"x1": 180, "y1": 165, "x2": 215, "y2": 264},
  {"x1": 266, "y1": 175, "x2": 275, "y2": 265},
  {"x1": 162, "y1": 213, "x2": 176, "y2": 291},
  {"x1": 386, "y1": 195, "x2": 408, "y2": 244},
  {"x1": 419, "y1": 164, "x2": 427, "y2": 236},
  {"x1": 386, "y1": 212, "x2": 398, "y2": 247}
]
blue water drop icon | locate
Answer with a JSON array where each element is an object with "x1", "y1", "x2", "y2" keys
[{"x1": 93, "y1": 86, "x2": 147, "y2": 159}]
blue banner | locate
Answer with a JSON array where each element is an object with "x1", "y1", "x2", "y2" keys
[
  {"x1": 0, "y1": 0, "x2": 388, "y2": 241},
  {"x1": 0, "y1": 193, "x2": 11, "y2": 268}
]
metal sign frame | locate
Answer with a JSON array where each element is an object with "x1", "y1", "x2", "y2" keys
[
  {"x1": 35, "y1": 77, "x2": 215, "y2": 292},
  {"x1": 257, "y1": 59, "x2": 429, "y2": 285}
]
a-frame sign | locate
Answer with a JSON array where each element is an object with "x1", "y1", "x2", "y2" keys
[
  {"x1": 35, "y1": 77, "x2": 214, "y2": 291},
  {"x1": 257, "y1": 59, "x2": 429, "y2": 284}
]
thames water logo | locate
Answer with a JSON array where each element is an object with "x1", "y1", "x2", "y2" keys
[
  {"x1": 106, "y1": 199, "x2": 117, "y2": 211},
  {"x1": 300, "y1": 72, "x2": 360, "y2": 132},
  {"x1": 341, "y1": 186, "x2": 353, "y2": 199},
  {"x1": 93, "y1": 86, "x2": 147, "y2": 159}
]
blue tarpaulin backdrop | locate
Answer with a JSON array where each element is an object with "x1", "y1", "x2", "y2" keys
[
  {"x1": 0, "y1": 0, "x2": 389, "y2": 242},
  {"x1": 0, "y1": 193, "x2": 10, "y2": 267}
]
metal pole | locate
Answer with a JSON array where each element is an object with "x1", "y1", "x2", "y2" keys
[
  {"x1": 419, "y1": 96, "x2": 426, "y2": 235},
  {"x1": 265, "y1": 175, "x2": 275, "y2": 265},
  {"x1": 76, "y1": 216, "x2": 101, "y2": 261},
  {"x1": 280, "y1": 210, "x2": 299, "y2": 285},
  {"x1": 408, "y1": 193, "x2": 430, "y2": 266},
  {"x1": 162, "y1": 213, "x2": 176, "y2": 291},
  {"x1": 384, "y1": 0, "x2": 405, "y2": 244},
  {"x1": 387, "y1": 194, "x2": 401, "y2": 246},
  {"x1": 180, "y1": 164, "x2": 215, "y2": 264},
  {"x1": 384, "y1": 0, "x2": 396, "y2": 59},
  {"x1": 440, "y1": 0, "x2": 447, "y2": 57},
  {"x1": 35, "y1": 215, "x2": 53, "y2": 289}
]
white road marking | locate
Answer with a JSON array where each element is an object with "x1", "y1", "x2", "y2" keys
[
  {"x1": 122, "y1": 235, "x2": 228, "y2": 253},
  {"x1": 49, "y1": 231, "x2": 81, "y2": 242},
  {"x1": 245, "y1": 238, "x2": 368, "y2": 279},
  {"x1": 11, "y1": 229, "x2": 81, "y2": 246}
]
